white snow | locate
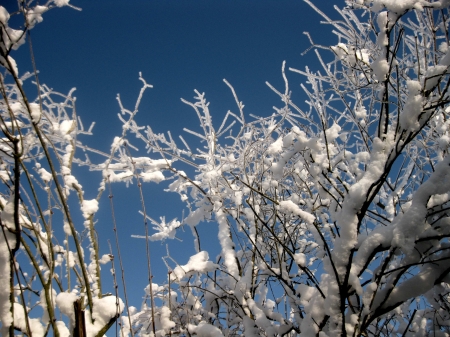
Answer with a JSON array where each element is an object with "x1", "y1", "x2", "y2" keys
[
  {"x1": 247, "y1": 299, "x2": 277, "y2": 336},
  {"x1": 92, "y1": 296, "x2": 123, "y2": 325},
  {"x1": 55, "y1": 321, "x2": 71, "y2": 337},
  {"x1": 56, "y1": 292, "x2": 78, "y2": 329},
  {"x1": 132, "y1": 217, "x2": 181, "y2": 241},
  {"x1": 158, "y1": 306, "x2": 175, "y2": 333},
  {"x1": 38, "y1": 167, "x2": 52, "y2": 183},
  {"x1": 7, "y1": 56, "x2": 18, "y2": 76},
  {"x1": 355, "y1": 104, "x2": 367, "y2": 119},
  {"x1": 294, "y1": 252, "x2": 307, "y2": 267},
  {"x1": 59, "y1": 120, "x2": 75, "y2": 135},
  {"x1": 331, "y1": 43, "x2": 349, "y2": 60},
  {"x1": 371, "y1": 0, "x2": 437, "y2": 13},
  {"x1": 325, "y1": 123, "x2": 341, "y2": 142},
  {"x1": 352, "y1": 226, "x2": 393, "y2": 276},
  {"x1": 216, "y1": 208, "x2": 240, "y2": 278},
  {"x1": 84, "y1": 296, "x2": 124, "y2": 337},
  {"x1": 393, "y1": 156, "x2": 450, "y2": 253},
  {"x1": 0, "y1": 6, "x2": 9, "y2": 24},
  {"x1": 29, "y1": 103, "x2": 41, "y2": 123},
  {"x1": 54, "y1": 0, "x2": 70, "y2": 7},
  {"x1": 372, "y1": 57, "x2": 389, "y2": 81},
  {"x1": 26, "y1": 5, "x2": 47, "y2": 28},
  {"x1": 98, "y1": 254, "x2": 112, "y2": 264},
  {"x1": 140, "y1": 170, "x2": 165, "y2": 183},
  {"x1": 424, "y1": 65, "x2": 447, "y2": 91},
  {"x1": 399, "y1": 80, "x2": 423, "y2": 131},
  {"x1": 267, "y1": 137, "x2": 283, "y2": 155},
  {"x1": 278, "y1": 200, "x2": 316, "y2": 225},
  {"x1": 110, "y1": 136, "x2": 124, "y2": 151},
  {"x1": 81, "y1": 199, "x2": 99, "y2": 219},
  {"x1": 188, "y1": 321, "x2": 224, "y2": 337},
  {"x1": 171, "y1": 251, "x2": 218, "y2": 280},
  {"x1": 149, "y1": 217, "x2": 180, "y2": 241},
  {"x1": 13, "y1": 303, "x2": 45, "y2": 337}
]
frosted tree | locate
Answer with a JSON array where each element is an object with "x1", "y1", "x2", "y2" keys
[
  {"x1": 100, "y1": 0, "x2": 450, "y2": 336},
  {"x1": 0, "y1": 2, "x2": 123, "y2": 336},
  {"x1": 2, "y1": 0, "x2": 450, "y2": 337}
]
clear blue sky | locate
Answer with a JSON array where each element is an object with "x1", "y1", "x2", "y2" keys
[{"x1": 11, "y1": 0, "x2": 337, "y2": 308}]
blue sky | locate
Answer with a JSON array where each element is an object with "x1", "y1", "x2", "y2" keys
[{"x1": 11, "y1": 0, "x2": 337, "y2": 308}]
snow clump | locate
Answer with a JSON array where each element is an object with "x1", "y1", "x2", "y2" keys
[{"x1": 171, "y1": 251, "x2": 218, "y2": 281}]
